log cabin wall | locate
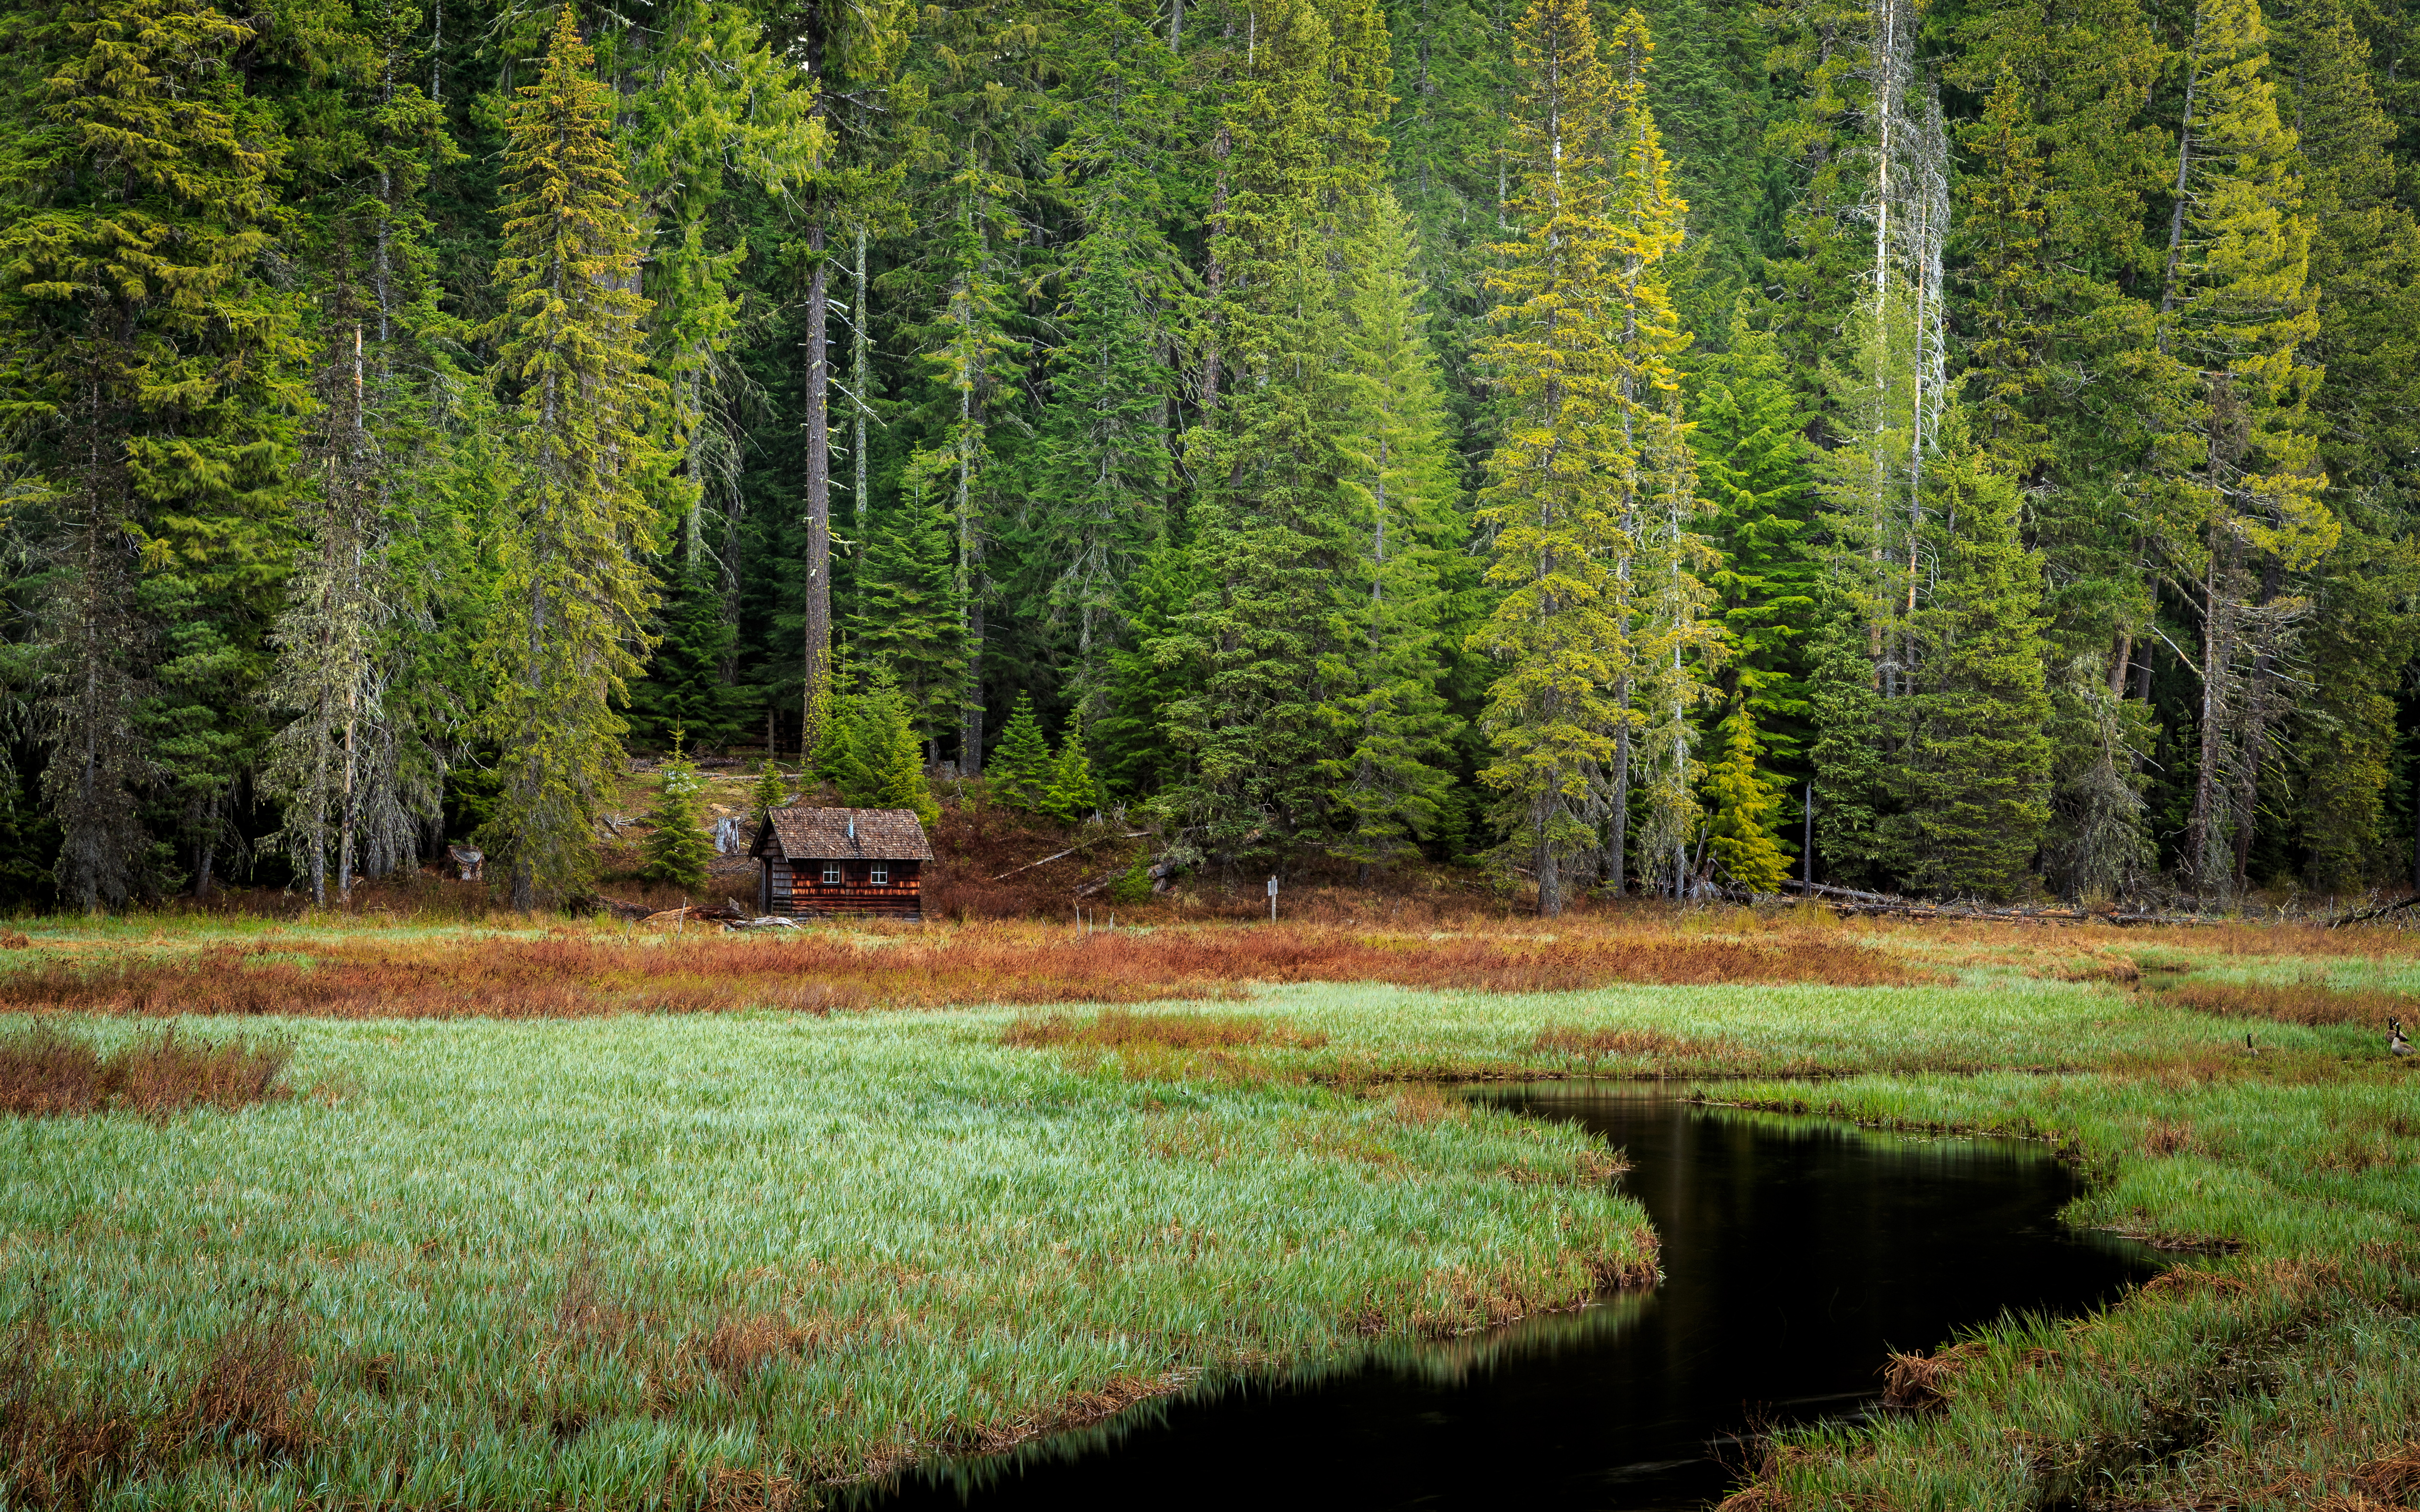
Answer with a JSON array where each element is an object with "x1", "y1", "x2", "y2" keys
[{"x1": 783, "y1": 860, "x2": 921, "y2": 919}]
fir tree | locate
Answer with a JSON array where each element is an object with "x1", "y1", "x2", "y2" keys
[
  {"x1": 631, "y1": 557, "x2": 746, "y2": 752},
  {"x1": 473, "y1": 9, "x2": 666, "y2": 909},
  {"x1": 639, "y1": 733, "x2": 716, "y2": 892},
  {"x1": 1700, "y1": 704, "x2": 1791, "y2": 893},
  {"x1": 1040, "y1": 725, "x2": 1099, "y2": 827},
  {"x1": 1470, "y1": 0, "x2": 1692, "y2": 914},
  {"x1": 847, "y1": 483, "x2": 966, "y2": 752},
  {"x1": 0, "y1": 0, "x2": 303, "y2": 907},
  {"x1": 1325, "y1": 190, "x2": 1465, "y2": 872},
  {"x1": 1890, "y1": 449, "x2": 2053, "y2": 899},
  {"x1": 833, "y1": 668, "x2": 939, "y2": 825},
  {"x1": 1690, "y1": 301, "x2": 1818, "y2": 758},
  {"x1": 987, "y1": 693, "x2": 1052, "y2": 811}
]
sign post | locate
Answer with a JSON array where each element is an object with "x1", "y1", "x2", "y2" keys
[{"x1": 1266, "y1": 875, "x2": 1278, "y2": 923}]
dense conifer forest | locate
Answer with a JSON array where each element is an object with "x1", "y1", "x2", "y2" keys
[{"x1": 0, "y1": 0, "x2": 2414, "y2": 911}]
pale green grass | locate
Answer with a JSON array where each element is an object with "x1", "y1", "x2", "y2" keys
[
  {"x1": 0, "y1": 1010, "x2": 1646, "y2": 1509},
  {"x1": 8, "y1": 921, "x2": 2416, "y2": 1511},
  {"x1": 1052, "y1": 976, "x2": 2369, "y2": 1077}
]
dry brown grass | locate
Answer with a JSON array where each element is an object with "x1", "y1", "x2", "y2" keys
[
  {"x1": 172, "y1": 1291, "x2": 316, "y2": 1459},
  {"x1": 2153, "y1": 977, "x2": 2418, "y2": 1028},
  {"x1": 2351, "y1": 1444, "x2": 2420, "y2": 1503},
  {"x1": 1531, "y1": 1023, "x2": 1733, "y2": 1061},
  {"x1": 697, "y1": 1314, "x2": 812, "y2": 1380},
  {"x1": 0, "y1": 924, "x2": 1927, "y2": 1021},
  {"x1": 0, "y1": 1023, "x2": 291, "y2": 1116},
  {"x1": 1878, "y1": 1339, "x2": 1988, "y2": 1412},
  {"x1": 1, "y1": 1288, "x2": 315, "y2": 1510},
  {"x1": 2143, "y1": 1118, "x2": 2200, "y2": 1155}
]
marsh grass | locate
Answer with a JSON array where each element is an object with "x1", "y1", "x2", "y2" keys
[
  {"x1": 0, "y1": 1010, "x2": 1651, "y2": 1509},
  {"x1": 0, "y1": 1023, "x2": 291, "y2": 1116},
  {"x1": 2152, "y1": 975, "x2": 2418, "y2": 1026},
  {"x1": 1700, "y1": 1065, "x2": 2420, "y2": 1510},
  {"x1": 6, "y1": 915, "x2": 2419, "y2": 1510},
  {"x1": 0, "y1": 924, "x2": 1930, "y2": 1021}
]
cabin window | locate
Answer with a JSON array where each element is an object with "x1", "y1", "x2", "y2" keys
[
  {"x1": 871, "y1": 863, "x2": 889, "y2": 885},
  {"x1": 822, "y1": 861, "x2": 841, "y2": 884}
]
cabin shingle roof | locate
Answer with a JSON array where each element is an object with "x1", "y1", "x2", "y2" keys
[{"x1": 757, "y1": 807, "x2": 934, "y2": 862}]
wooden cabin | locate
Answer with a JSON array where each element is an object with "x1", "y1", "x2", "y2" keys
[{"x1": 750, "y1": 807, "x2": 934, "y2": 921}]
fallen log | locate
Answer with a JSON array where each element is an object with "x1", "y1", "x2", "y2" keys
[
  {"x1": 990, "y1": 832, "x2": 1152, "y2": 882},
  {"x1": 2324, "y1": 893, "x2": 2420, "y2": 929},
  {"x1": 1777, "y1": 880, "x2": 2226, "y2": 927}
]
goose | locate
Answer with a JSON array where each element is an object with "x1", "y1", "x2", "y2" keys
[
  {"x1": 2243, "y1": 1032, "x2": 2258, "y2": 1058},
  {"x1": 2391, "y1": 1017, "x2": 2413, "y2": 1059}
]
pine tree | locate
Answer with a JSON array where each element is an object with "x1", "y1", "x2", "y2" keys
[
  {"x1": 1700, "y1": 704, "x2": 1791, "y2": 893},
  {"x1": 1890, "y1": 446, "x2": 2053, "y2": 899},
  {"x1": 630, "y1": 557, "x2": 746, "y2": 751},
  {"x1": 2153, "y1": 0, "x2": 2334, "y2": 893},
  {"x1": 987, "y1": 693, "x2": 1052, "y2": 812},
  {"x1": 1163, "y1": 0, "x2": 1390, "y2": 863},
  {"x1": 1690, "y1": 301, "x2": 1818, "y2": 764},
  {"x1": 1470, "y1": 0, "x2": 1692, "y2": 914},
  {"x1": 2277, "y1": 0, "x2": 2420, "y2": 889},
  {"x1": 833, "y1": 668, "x2": 939, "y2": 825},
  {"x1": 1093, "y1": 545, "x2": 1199, "y2": 800},
  {"x1": 639, "y1": 733, "x2": 716, "y2": 892},
  {"x1": 1028, "y1": 0, "x2": 1186, "y2": 721},
  {"x1": 1384, "y1": 0, "x2": 1521, "y2": 451},
  {"x1": 1040, "y1": 725, "x2": 1099, "y2": 827},
  {"x1": 750, "y1": 760, "x2": 790, "y2": 822},
  {"x1": 1806, "y1": 608, "x2": 1897, "y2": 887},
  {"x1": 898, "y1": 0, "x2": 1044, "y2": 778},
  {"x1": 847, "y1": 482, "x2": 966, "y2": 751},
  {"x1": 473, "y1": 9, "x2": 666, "y2": 909},
  {"x1": 0, "y1": 0, "x2": 303, "y2": 907},
  {"x1": 1325, "y1": 190, "x2": 1464, "y2": 871},
  {"x1": 1947, "y1": 0, "x2": 2177, "y2": 895},
  {"x1": 1611, "y1": 11, "x2": 1725, "y2": 899},
  {"x1": 261, "y1": 4, "x2": 461, "y2": 910}
]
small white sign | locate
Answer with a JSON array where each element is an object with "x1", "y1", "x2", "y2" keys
[{"x1": 1266, "y1": 876, "x2": 1278, "y2": 896}]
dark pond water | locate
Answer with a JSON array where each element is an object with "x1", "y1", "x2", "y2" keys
[{"x1": 863, "y1": 1083, "x2": 2158, "y2": 1512}]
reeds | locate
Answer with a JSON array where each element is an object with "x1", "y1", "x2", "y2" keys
[
  {"x1": 0, "y1": 1010, "x2": 1655, "y2": 1508},
  {"x1": 2154, "y1": 976, "x2": 2416, "y2": 1027},
  {"x1": 1003, "y1": 1008, "x2": 1331, "y2": 1051},
  {"x1": 1, "y1": 1287, "x2": 314, "y2": 1508},
  {"x1": 0, "y1": 924, "x2": 1925, "y2": 1021},
  {"x1": 0, "y1": 1023, "x2": 290, "y2": 1116}
]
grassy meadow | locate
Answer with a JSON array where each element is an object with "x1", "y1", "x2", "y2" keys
[{"x1": 1, "y1": 906, "x2": 2417, "y2": 1508}]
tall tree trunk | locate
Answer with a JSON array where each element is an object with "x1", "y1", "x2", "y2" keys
[
  {"x1": 2157, "y1": 10, "x2": 2204, "y2": 352},
  {"x1": 802, "y1": 227, "x2": 831, "y2": 761},
  {"x1": 852, "y1": 224, "x2": 871, "y2": 527},
  {"x1": 1199, "y1": 128, "x2": 1229, "y2": 414},
  {"x1": 1535, "y1": 793, "x2": 1562, "y2": 916},
  {"x1": 2230, "y1": 558, "x2": 2284, "y2": 888},
  {"x1": 2187, "y1": 532, "x2": 2231, "y2": 891},
  {"x1": 957, "y1": 398, "x2": 984, "y2": 773}
]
